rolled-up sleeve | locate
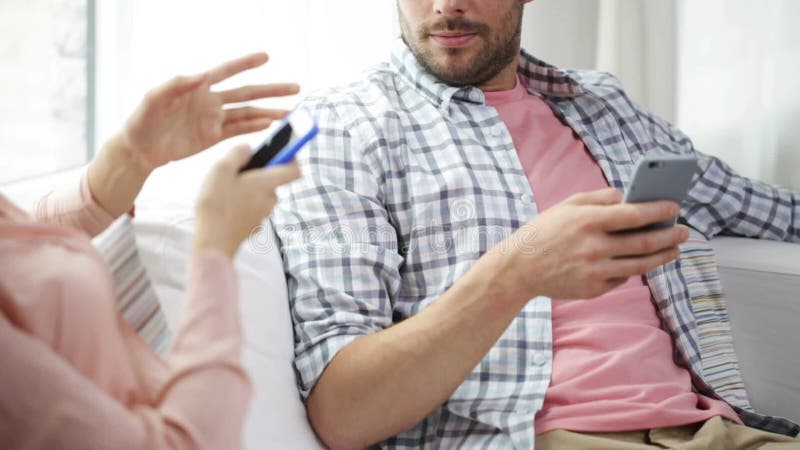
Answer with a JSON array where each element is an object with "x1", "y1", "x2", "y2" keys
[
  {"x1": 271, "y1": 99, "x2": 403, "y2": 399},
  {"x1": 634, "y1": 105, "x2": 799, "y2": 243},
  {"x1": 34, "y1": 171, "x2": 116, "y2": 237}
]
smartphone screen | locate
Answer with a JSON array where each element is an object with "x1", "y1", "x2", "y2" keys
[
  {"x1": 239, "y1": 122, "x2": 294, "y2": 172},
  {"x1": 239, "y1": 109, "x2": 318, "y2": 172}
]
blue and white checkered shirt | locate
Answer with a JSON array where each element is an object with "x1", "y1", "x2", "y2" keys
[{"x1": 272, "y1": 40, "x2": 800, "y2": 448}]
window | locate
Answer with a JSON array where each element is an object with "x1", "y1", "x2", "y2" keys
[{"x1": 0, "y1": 0, "x2": 94, "y2": 184}]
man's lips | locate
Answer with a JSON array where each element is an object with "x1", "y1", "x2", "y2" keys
[{"x1": 430, "y1": 32, "x2": 478, "y2": 48}]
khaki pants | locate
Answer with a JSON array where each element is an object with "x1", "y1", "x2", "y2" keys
[{"x1": 535, "y1": 416, "x2": 800, "y2": 450}]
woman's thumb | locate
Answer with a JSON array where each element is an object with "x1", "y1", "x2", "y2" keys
[{"x1": 218, "y1": 144, "x2": 253, "y2": 172}]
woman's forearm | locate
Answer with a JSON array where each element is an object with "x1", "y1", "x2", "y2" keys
[{"x1": 86, "y1": 133, "x2": 154, "y2": 218}]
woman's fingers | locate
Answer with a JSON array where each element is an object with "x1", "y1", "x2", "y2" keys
[
  {"x1": 263, "y1": 159, "x2": 302, "y2": 186},
  {"x1": 219, "y1": 107, "x2": 290, "y2": 140},
  {"x1": 217, "y1": 83, "x2": 300, "y2": 104},
  {"x1": 148, "y1": 73, "x2": 208, "y2": 103},
  {"x1": 216, "y1": 144, "x2": 254, "y2": 172},
  {"x1": 244, "y1": 159, "x2": 302, "y2": 191},
  {"x1": 222, "y1": 106, "x2": 289, "y2": 123},
  {"x1": 220, "y1": 118, "x2": 274, "y2": 141},
  {"x1": 206, "y1": 52, "x2": 269, "y2": 84}
]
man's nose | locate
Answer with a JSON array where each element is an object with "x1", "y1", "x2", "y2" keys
[{"x1": 433, "y1": 0, "x2": 469, "y2": 16}]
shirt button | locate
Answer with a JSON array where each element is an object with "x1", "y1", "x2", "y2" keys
[
  {"x1": 491, "y1": 127, "x2": 503, "y2": 137},
  {"x1": 532, "y1": 352, "x2": 547, "y2": 366},
  {"x1": 520, "y1": 193, "x2": 533, "y2": 204}
]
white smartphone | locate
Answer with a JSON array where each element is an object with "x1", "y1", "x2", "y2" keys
[
  {"x1": 239, "y1": 108, "x2": 318, "y2": 172},
  {"x1": 623, "y1": 154, "x2": 699, "y2": 231}
]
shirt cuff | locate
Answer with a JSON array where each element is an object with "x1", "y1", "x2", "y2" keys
[{"x1": 34, "y1": 170, "x2": 117, "y2": 237}]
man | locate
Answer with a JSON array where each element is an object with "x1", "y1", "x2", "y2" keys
[{"x1": 272, "y1": 1, "x2": 800, "y2": 448}]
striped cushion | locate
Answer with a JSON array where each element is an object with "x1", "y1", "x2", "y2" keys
[
  {"x1": 92, "y1": 215, "x2": 172, "y2": 355},
  {"x1": 682, "y1": 230, "x2": 751, "y2": 410}
]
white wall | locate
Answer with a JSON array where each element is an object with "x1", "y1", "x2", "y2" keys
[{"x1": 521, "y1": 0, "x2": 599, "y2": 70}]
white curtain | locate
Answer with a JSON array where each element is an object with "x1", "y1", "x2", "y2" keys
[
  {"x1": 595, "y1": 0, "x2": 677, "y2": 126},
  {"x1": 522, "y1": 0, "x2": 799, "y2": 190},
  {"x1": 676, "y1": 0, "x2": 800, "y2": 190},
  {"x1": 522, "y1": 0, "x2": 677, "y2": 123}
]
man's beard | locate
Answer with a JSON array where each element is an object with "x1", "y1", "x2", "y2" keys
[{"x1": 399, "y1": 5, "x2": 523, "y2": 87}]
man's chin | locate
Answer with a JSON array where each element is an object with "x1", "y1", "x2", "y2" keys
[
  {"x1": 410, "y1": 41, "x2": 493, "y2": 86},
  {"x1": 426, "y1": 59, "x2": 486, "y2": 86}
]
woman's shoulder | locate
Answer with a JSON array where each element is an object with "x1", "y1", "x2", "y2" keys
[{"x1": 0, "y1": 219, "x2": 116, "y2": 343}]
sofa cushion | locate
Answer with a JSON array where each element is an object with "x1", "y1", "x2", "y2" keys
[
  {"x1": 711, "y1": 237, "x2": 800, "y2": 424},
  {"x1": 92, "y1": 214, "x2": 171, "y2": 355},
  {"x1": 132, "y1": 205, "x2": 323, "y2": 450}
]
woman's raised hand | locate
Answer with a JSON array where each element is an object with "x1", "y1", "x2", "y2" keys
[{"x1": 121, "y1": 52, "x2": 299, "y2": 171}]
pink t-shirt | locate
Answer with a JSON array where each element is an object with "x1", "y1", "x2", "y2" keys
[{"x1": 484, "y1": 76, "x2": 741, "y2": 434}]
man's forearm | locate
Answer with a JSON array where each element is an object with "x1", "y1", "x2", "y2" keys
[{"x1": 306, "y1": 252, "x2": 530, "y2": 449}]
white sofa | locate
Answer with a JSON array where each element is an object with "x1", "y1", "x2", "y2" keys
[
  {"x1": 5, "y1": 165, "x2": 798, "y2": 447},
  {"x1": 131, "y1": 211, "x2": 800, "y2": 449},
  {"x1": 132, "y1": 210, "x2": 325, "y2": 450},
  {"x1": 711, "y1": 237, "x2": 800, "y2": 424}
]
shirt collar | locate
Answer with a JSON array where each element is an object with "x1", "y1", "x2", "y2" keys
[
  {"x1": 389, "y1": 39, "x2": 584, "y2": 113},
  {"x1": 517, "y1": 48, "x2": 584, "y2": 98}
]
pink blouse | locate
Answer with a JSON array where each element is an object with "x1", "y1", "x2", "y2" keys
[{"x1": 0, "y1": 174, "x2": 252, "y2": 449}]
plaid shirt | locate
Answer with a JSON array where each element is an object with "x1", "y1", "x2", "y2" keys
[{"x1": 272, "y1": 40, "x2": 800, "y2": 448}]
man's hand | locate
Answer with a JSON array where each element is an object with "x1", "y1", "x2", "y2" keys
[
  {"x1": 303, "y1": 188, "x2": 689, "y2": 449},
  {"x1": 484, "y1": 187, "x2": 689, "y2": 304}
]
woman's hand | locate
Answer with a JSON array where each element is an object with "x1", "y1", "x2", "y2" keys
[
  {"x1": 194, "y1": 145, "x2": 301, "y2": 258},
  {"x1": 87, "y1": 52, "x2": 299, "y2": 218},
  {"x1": 120, "y1": 52, "x2": 299, "y2": 172}
]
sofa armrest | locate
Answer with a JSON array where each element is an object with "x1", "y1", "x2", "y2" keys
[{"x1": 710, "y1": 237, "x2": 800, "y2": 424}]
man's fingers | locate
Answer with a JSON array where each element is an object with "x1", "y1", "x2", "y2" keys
[
  {"x1": 607, "y1": 225, "x2": 689, "y2": 257},
  {"x1": 220, "y1": 117, "x2": 274, "y2": 141},
  {"x1": 567, "y1": 188, "x2": 623, "y2": 206},
  {"x1": 218, "y1": 84, "x2": 300, "y2": 104},
  {"x1": 206, "y1": 52, "x2": 269, "y2": 84},
  {"x1": 606, "y1": 245, "x2": 681, "y2": 279},
  {"x1": 600, "y1": 201, "x2": 680, "y2": 232},
  {"x1": 603, "y1": 277, "x2": 630, "y2": 293}
]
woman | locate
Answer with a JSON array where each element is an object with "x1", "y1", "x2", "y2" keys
[{"x1": 0, "y1": 52, "x2": 301, "y2": 449}]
